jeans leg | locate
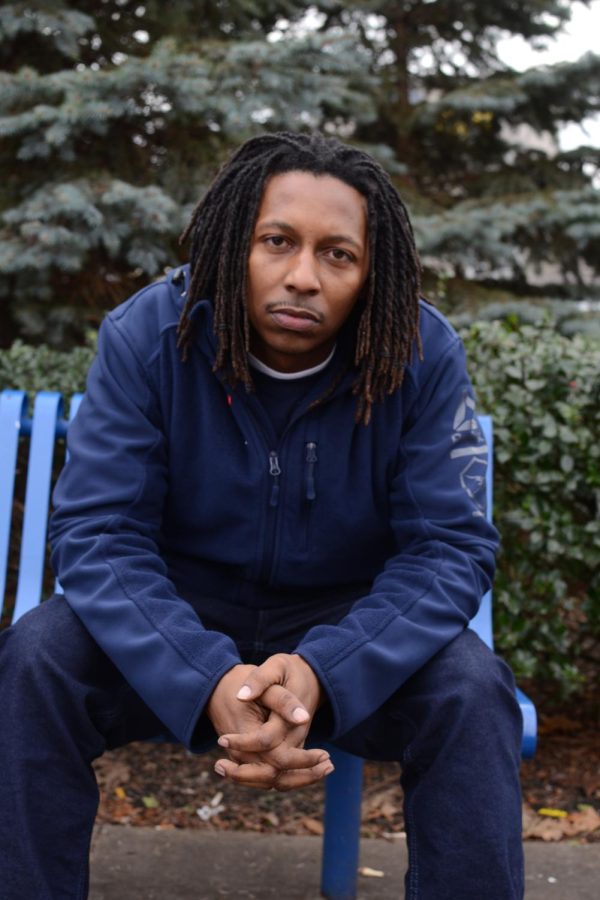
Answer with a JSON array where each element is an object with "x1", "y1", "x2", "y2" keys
[
  {"x1": 332, "y1": 629, "x2": 524, "y2": 900},
  {"x1": 0, "y1": 595, "x2": 166, "y2": 900}
]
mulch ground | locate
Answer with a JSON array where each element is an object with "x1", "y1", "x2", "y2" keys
[{"x1": 93, "y1": 691, "x2": 600, "y2": 844}]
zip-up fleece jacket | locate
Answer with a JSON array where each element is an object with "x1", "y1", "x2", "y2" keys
[{"x1": 49, "y1": 266, "x2": 499, "y2": 750}]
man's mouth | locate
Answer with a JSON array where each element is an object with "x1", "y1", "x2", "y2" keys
[{"x1": 268, "y1": 305, "x2": 322, "y2": 332}]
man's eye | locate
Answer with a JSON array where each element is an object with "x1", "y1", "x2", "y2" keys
[
  {"x1": 265, "y1": 236, "x2": 288, "y2": 248},
  {"x1": 329, "y1": 248, "x2": 353, "y2": 262}
]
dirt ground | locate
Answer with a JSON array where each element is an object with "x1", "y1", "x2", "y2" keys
[{"x1": 93, "y1": 690, "x2": 599, "y2": 844}]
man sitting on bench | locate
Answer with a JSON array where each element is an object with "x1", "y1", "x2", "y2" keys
[{"x1": 0, "y1": 131, "x2": 524, "y2": 899}]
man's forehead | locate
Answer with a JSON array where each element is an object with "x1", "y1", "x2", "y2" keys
[{"x1": 254, "y1": 171, "x2": 368, "y2": 236}]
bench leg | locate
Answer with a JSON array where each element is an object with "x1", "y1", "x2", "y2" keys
[{"x1": 320, "y1": 749, "x2": 363, "y2": 900}]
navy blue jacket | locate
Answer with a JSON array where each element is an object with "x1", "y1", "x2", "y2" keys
[{"x1": 49, "y1": 267, "x2": 499, "y2": 749}]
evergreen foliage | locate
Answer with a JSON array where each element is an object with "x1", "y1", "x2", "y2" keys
[{"x1": 0, "y1": 0, "x2": 598, "y2": 344}]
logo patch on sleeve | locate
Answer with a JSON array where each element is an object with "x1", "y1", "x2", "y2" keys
[{"x1": 450, "y1": 391, "x2": 488, "y2": 517}]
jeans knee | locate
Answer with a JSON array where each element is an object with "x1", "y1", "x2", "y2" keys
[
  {"x1": 456, "y1": 645, "x2": 523, "y2": 760},
  {"x1": 459, "y1": 634, "x2": 514, "y2": 703},
  {"x1": 1, "y1": 595, "x2": 96, "y2": 687},
  {"x1": 412, "y1": 630, "x2": 522, "y2": 740}
]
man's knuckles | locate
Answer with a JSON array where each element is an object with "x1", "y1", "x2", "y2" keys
[{"x1": 276, "y1": 688, "x2": 297, "y2": 710}]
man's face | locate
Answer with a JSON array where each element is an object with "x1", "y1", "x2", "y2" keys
[{"x1": 246, "y1": 171, "x2": 370, "y2": 373}]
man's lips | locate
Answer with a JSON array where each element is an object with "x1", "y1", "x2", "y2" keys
[{"x1": 268, "y1": 306, "x2": 322, "y2": 332}]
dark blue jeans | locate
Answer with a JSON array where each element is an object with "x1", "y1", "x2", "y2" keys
[{"x1": 0, "y1": 595, "x2": 524, "y2": 899}]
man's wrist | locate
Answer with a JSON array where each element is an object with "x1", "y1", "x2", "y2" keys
[
  {"x1": 292, "y1": 653, "x2": 327, "y2": 712},
  {"x1": 206, "y1": 663, "x2": 252, "y2": 725}
]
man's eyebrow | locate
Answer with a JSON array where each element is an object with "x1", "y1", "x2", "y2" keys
[{"x1": 256, "y1": 219, "x2": 363, "y2": 250}]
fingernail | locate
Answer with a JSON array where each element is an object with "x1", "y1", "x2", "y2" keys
[
  {"x1": 236, "y1": 685, "x2": 252, "y2": 700},
  {"x1": 214, "y1": 763, "x2": 226, "y2": 777},
  {"x1": 292, "y1": 707, "x2": 309, "y2": 723},
  {"x1": 323, "y1": 764, "x2": 334, "y2": 776},
  {"x1": 217, "y1": 736, "x2": 229, "y2": 748}
]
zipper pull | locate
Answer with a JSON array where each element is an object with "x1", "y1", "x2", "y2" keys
[
  {"x1": 269, "y1": 451, "x2": 281, "y2": 507},
  {"x1": 305, "y1": 442, "x2": 317, "y2": 501}
]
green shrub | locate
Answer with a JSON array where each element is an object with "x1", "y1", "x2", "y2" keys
[
  {"x1": 0, "y1": 338, "x2": 95, "y2": 398},
  {"x1": 1, "y1": 321, "x2": 598, "y2": 695},
  {"x1": 462, "y1": 319, "x2": 599, "y2": 695}
]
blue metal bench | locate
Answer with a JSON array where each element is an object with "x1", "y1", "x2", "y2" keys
[{"x1": 0, "y1": 390, "x2": 536, "y2": 900}]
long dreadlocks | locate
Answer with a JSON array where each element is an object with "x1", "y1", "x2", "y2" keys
[{"x1": 178, "y1": 131, "x2": 422, "y2": 426}]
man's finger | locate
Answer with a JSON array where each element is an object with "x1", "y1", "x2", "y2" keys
[
  {"x1": 214, "y1": 758, "x2": 279, "y2": 787},
  {"x1": 214, "y1": 756, "x2": 334, "y2": 790},
  {"x1": 218, "y1": 716, "x2": 288, "y2": 754},
  {"x1": 235, "y1": 663, "x2": 281, "y2": 701},
  {"x1": 219, "y1": 723, "x2": 330, "y2": 770},
  {"x1": 264, "y1": 745, "x2": 331, "y2": 771},
  {"x1": 259, "y1": 683, "x2": 310, "y2": 725},
  {"x1": 271, "y1": 760, "x2": 335, "y2": 792},
  {"x1": 235, "y1": 656, "x2": 310, "y2": 724}
]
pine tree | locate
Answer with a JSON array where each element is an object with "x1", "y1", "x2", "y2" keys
[
  {"x1": 0, "y1": 0, "x2": 372, "y2": 344},
  {"x1": 1, "y1": 1, "x2": 598, "y2": 344},
  {"x1": 306, "y1": 0, "x2": 600, "y2": 331}
]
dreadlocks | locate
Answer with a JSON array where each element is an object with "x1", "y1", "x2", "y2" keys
[{"x1": 178, "y1": 131, "x2": 422, "y2": 426}]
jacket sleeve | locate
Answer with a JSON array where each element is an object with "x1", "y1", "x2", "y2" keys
[
  {"x1": 49, "y1": 314, "x2": 242, "y2": 749},
  {"x1": 296, "y1": 336, "x2": 499, "y2": 739}
]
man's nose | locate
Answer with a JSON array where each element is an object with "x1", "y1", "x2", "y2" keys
[{"x1": 284, "y1": 249, "x2": 320, "y2": 294}]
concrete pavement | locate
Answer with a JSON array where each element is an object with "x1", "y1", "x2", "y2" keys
[{"x1": 89, "y1": 825, "x2": 600, "y2": 899}]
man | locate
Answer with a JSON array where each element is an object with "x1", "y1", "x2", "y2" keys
[{"x1": 0, "y1": 132, "x2": 524, "y2": 898}]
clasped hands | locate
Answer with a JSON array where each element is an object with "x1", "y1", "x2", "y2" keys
[{"x1": 206, "y1": 653, "x2": 333, "y2": 792}]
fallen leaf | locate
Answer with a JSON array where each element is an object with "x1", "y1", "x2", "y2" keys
[
  {"x1": 562, "y1": 807, "x2": 600, "y2": 836},
  {"x1": 300, "y1": 816, "x2": 324, "y2": 835},
  {"x1": 142, "y1": 795, "x2": 159, "y2": 809},
  {"x1": 112, "y1": 800, "x2": 135, "y2": 817},
  {"x1": 262, "y1": 812, "x2": 280, "y2": 827},
  {"x1": 114, "y1": 787, "x2": 127, "y2": 800},
  {"x1": 538, "y1": 808, "x2": 568, "y2": 818},
  {"x1": 523, "y1": 817, "x2": 565, "y2": 841},
  {"x1": 358, "y1": 867, "x2": 384, "y2": 878}
]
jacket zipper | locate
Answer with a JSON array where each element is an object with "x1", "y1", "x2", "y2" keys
[
  {"x1": 259, "y1": 449, "x2": 282, "y2": 583},
  {"x1": 303, "y1": 441, "x2": 318, "y2": 551},
  {"x1": 305, "y1": 442, "x2": 317, "y2": 501},
  {"x1": 269, "y1": 451, "x2": 281, "y2": 507}
]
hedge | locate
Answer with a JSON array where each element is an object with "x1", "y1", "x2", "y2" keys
[
  {"x1": 462, "y1": 320, "x2": 599, "y2": 695},
  {"x1": 1, "y1": 320, "x2": 598, "y2": 696},
  {"x1": 0, "y1": 338, "x2": 95, "y2": 399}
]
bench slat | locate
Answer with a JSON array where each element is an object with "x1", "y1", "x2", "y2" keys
[
  {"x1": 54, "y1": 393, "x2": 84, "y2": 596},
  {"x1": 12, "y1": 392, "x2": 63, "y2": 623},
  {"x1": 0, "y1": 391, "x2": 28, "y2": 613},
  {"x1": 468, "y1": 415, "x2": 493, "y2": 649}
]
